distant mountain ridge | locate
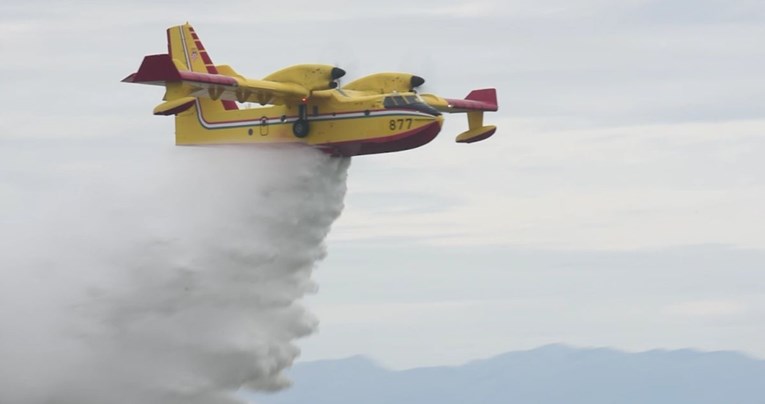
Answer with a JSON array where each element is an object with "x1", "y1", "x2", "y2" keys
[{"x1": 250, "y1": 344, "x2": 765, "y2": 404}]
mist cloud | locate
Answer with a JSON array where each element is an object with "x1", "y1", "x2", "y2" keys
[{"x1": 0, "y1": 145, "x2": 348, "y2": 403}]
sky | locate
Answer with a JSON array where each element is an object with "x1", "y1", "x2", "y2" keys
[{"x1": 1, "y1": 0, "x2": 764, "y2": 371}]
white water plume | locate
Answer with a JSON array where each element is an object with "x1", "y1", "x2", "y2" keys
[{"x1": 0, "y1": 144, "x2": 349, "y2": 403}]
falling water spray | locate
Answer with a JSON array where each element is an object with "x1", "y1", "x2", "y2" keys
[{"x1": 0, "y1": 145, "x2": 349, "y2": 404}]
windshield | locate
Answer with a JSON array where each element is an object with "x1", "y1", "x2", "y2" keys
[
  {"x1": 384, "y1": 95, "x2": 423, "y2": 108},
  {"x1": 383, "y1": 94, "x2": 441, "y2": 116}
]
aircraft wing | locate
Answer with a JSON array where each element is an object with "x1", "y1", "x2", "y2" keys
[
  {"x1": 420, "y1": 89, "x2": 498, "y2": 143},
  {"x1": 122, "y1": 54, "x2": 340, "y2": 106},
  {"x1": 420, "y1": 89, "x2": 498, "y2": 114}
]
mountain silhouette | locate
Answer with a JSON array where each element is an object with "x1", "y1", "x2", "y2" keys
[{"x1": 250, "y1": 345, "x2": 765, "y2": 404}]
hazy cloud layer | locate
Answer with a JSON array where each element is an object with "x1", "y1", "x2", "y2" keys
[
  {"x1": 1, "y1": 0, "x2": 763, "y2": 373},
  {"x1": 305, "y1": 243, "x2": 765, "y2": 368}
]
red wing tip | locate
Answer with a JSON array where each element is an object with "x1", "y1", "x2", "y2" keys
[
  {"x1": 465, "y1": 88, "x2": 498, "y2": 110},
  {"x1": 444, "y1": 98, "x2": 498, "y2": 112},
  {"x1": 121, "y1": 73, "x2": 137, "y2": 83}
]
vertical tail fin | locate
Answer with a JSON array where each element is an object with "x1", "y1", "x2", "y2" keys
[
  {"x1": 167, "y1": 23, "x2": 216, "y2": 74},
  {"x1": 166, "y1": 23, "x2": 238, "y2": 110}
]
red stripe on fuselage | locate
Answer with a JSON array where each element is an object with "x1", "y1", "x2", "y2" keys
[{"x1": 196, "y1": 108, "x2": 431, "y2": 126}]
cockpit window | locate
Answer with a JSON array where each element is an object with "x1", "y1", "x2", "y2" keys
[
  {"x1": 383, "y1": 94, "x2": 441, "y2": 116},
  {"x1": 383, "y1": 96, "x2": 406, "y2": 108}
]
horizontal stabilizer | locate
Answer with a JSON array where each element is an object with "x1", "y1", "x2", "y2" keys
[
  {"x1": 123, "y1": 53, "x2": 320, "y2": 105},
  {"x1": 153, "y1": 97, "x2": 196, "y2": 116},
  {"x1": 122, "y1": 54, "x2": 238, "y2": 87},
  {"x1": 121, "y1": 54, "x2": 181, "y2": 84}
]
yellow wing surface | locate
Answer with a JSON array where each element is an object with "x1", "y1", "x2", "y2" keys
[{"x1": 420, "y1": 89, "x2": 498, "y2": 143}]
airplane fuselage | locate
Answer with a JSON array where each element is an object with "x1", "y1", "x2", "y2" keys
[{"x1": 176, "y1": 90, "x2": 444, "y2": 156}]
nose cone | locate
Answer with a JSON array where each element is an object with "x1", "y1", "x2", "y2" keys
[
  {"x1": 410, "y1": 75, "x2": 426, "y2": 89},
  {"x1": 331, "y1": 67, "x2": 346, "y2": 80}
]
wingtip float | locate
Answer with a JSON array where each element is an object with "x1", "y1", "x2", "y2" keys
[{"x1": 123, "y1": 23, "x2": 499, "y2": 157}]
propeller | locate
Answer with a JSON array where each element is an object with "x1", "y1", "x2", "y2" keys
[
  {"x1": 410, "y1": 75, "x2": 425, "y2": 92},
  {"x1": 329, "y1": 66, "x2": 346, "y2": 89}
]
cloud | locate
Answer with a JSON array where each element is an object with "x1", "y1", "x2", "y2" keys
[
  {"x1": 664, "y1": 300, "x2": 749, "y2": 317},
  {"x1": 1, "y1": 0, "x2": 763, "y2": 374},
  {"x1": 0, "y1": 143, "x2": 349, "y2": 403},
  {"x1": 333, "y1": 119, "x2": 765, "y2": 250},
  {"x1": 303, "y1": 243, "x2": 765, "y2": 368}
]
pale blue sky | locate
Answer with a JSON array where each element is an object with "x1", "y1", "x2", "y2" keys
[{"x1": 1, "y1": 0, "x2": 764, "y2": 370}]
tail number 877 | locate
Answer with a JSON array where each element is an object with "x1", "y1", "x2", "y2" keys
[{"x1": 389, "y1": 118, "x2": 413, "y2": 131}]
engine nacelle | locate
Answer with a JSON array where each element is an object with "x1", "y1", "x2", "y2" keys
[
  {"x1": 343, "y1": 73, "x2": 425, "y2": 94},
  {"x1": 263, "y1": 64, "x2": 345, "y2": 92}
]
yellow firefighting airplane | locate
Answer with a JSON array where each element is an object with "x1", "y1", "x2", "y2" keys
[{"x1": 123, "y1": 23, "x2": 498, "y2": 156}]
